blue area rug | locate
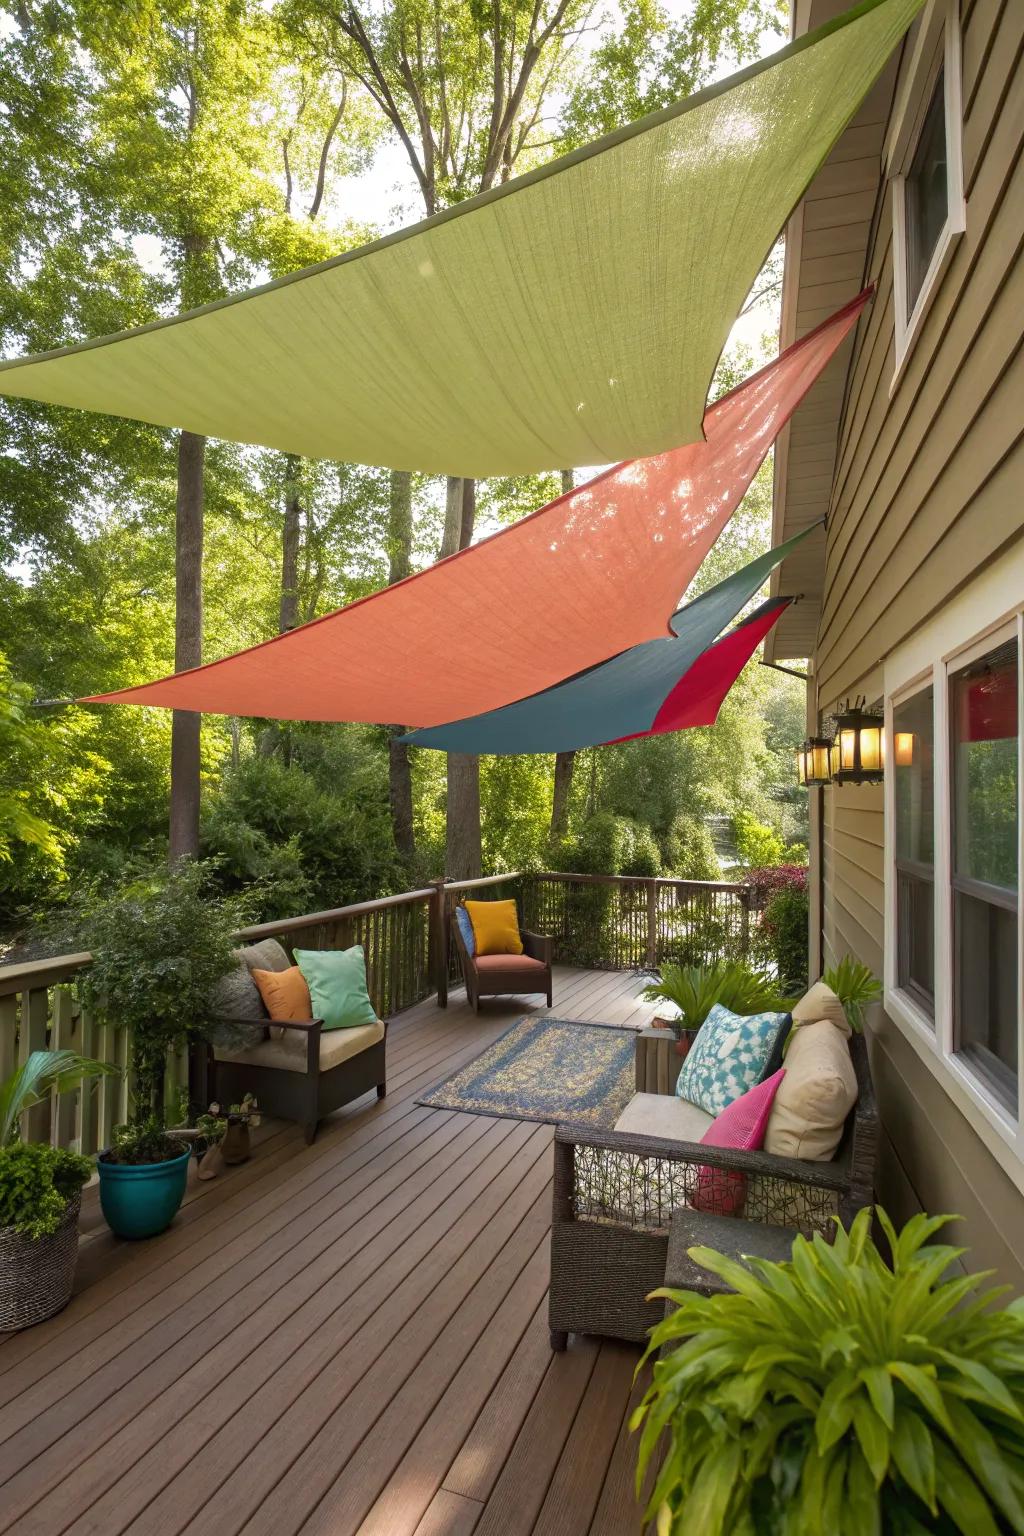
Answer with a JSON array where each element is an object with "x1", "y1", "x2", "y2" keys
[{"x1": 417, "y1": 1016, "x2": 636, "y2": 1129}]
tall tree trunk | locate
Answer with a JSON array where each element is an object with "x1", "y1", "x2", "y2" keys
[
  {"x1": 280, "y1": 452, "x2": 302, "y2": 634},
  {"x1": 168, "y1": 429, "x2": 205, "y2": 861},
  {"x1": 439, "y1": 475, "x2": 463, "y2": 559},
  {"x1": 446, "y1": 752, "x2": 482, "y2": 879},
  {"x1": 387, "y1": 469, "x2": 416, "y2": 863},
  {"x1": 446, "y1": 476, "x2": 481, "y2": 877},
  {"x1": 550, "y1": 469, "x2": 576, "y2": 843},
  {"x1": 458, "y1": 477, "x2": 475, "y2": 550}
]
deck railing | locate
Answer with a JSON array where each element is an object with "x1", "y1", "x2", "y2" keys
[{"x1": 0, "y1": 869, "x2": 757, "y2": 1152}]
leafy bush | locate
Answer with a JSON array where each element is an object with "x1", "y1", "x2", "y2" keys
[
  {"x1": 202, "y1": 753, "x2": 400, "y2": 919},
  {"x1": 747, "y1": 863, "x2": 809, "y2": 906},
  {"x1": 663, "y1": 813, "x2": 721, "y2": 881},
  {"x1": 635, "y1": 1208, "x2": 1024, "y2": 1536},
  {"x1": 620, "y1": 821, "x2": 662, "y2": 878},
  {"x1": 642, "y1": 961, "x2": 789, "y2": 1035},
  {"x1": 824, "y1": 954, "x2": 883, "y2": 1032},
  {"x1": 733, "y1": 810, "x2": 787, "y2": 871},
  {"x1": 0, "y1": 1142, "x2": 93, "y2": 1238},
  {"x1": 61, "y1": 861, "x2": 244, "y2": 1123},
  {"x1": 756, "y1": 882, "x2": 811, "y2": 991}
]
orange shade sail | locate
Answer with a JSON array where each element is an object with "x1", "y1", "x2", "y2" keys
[{"x1": 85, "y1": 292, "x2": 869, "y2": 727}]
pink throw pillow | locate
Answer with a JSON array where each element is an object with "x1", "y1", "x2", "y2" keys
[{"x1": 692, "y1": 1069, "x2": 786, "y2": 1217}]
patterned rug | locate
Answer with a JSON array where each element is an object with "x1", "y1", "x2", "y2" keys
[{"x1": 417, "y1": 1016, "x2": 636, "y2": 1129}]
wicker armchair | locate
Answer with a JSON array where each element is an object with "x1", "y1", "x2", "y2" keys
[
  {"x1": 548, "y1": 1025, "x2": 878, "y2": 1348},
  {"x1": 452, "y1": 908, "x2": 553, "y2": 1012}
]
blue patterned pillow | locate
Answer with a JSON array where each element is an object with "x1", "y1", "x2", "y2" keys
[
  {"x1": 676, "y1": 1004, "x2": 789, "y2": 1116},
  {"x1": 455, "y1": 905, "x2": 476, "y2": 957}
]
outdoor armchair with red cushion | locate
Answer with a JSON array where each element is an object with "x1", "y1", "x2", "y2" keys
[{"x1": 452, "y1": 905, "x2": 553, "y2": 1012}]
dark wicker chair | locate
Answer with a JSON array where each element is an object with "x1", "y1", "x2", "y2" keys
[
  {"x1": 548, "y1": 1025, "x2": 878, "y2": 1348},
  {"x1": 452, "y1": 907, "x2": 553, "y2": 1012},
  {"x1": 207, "y1": 939, "x2": 387, "y2": 1145}
]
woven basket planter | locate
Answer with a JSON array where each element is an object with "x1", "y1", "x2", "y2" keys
[{"x1": 0, "y1": 1191, "x2": 81, "y2": 1332}]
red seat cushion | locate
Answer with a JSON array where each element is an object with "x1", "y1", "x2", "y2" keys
[{"x1": 473, "y1": 954, "x2": 548, "y2": 975}]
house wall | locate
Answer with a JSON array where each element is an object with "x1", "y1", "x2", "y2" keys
[{"x1": 814, "y1": 0, "x2": 1024, "y2": 1283}]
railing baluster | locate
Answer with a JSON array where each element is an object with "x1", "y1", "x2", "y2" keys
[{"x1": 21, "y1": 986, "x2": 50, "y2": 1143}]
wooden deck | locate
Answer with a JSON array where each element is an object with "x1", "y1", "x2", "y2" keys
[{"x1": 0, "y1": 966, "x2": 660, "y2": 1536}]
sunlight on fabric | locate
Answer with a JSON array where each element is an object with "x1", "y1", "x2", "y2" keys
[
  {"x1": 83, "y1": 295, "x2": 868, "y2": 728},
  {"x1": 0, "y1": 0, "x2": 921, "y2": 474}
]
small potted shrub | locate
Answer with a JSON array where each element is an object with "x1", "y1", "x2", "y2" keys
[
  {"x1": 635, "y1": 1208, "x2": 1024, "y2": 1534},
  {"x1": 642, "y1": 961, "x2": 790, "y2": 1056},
  {"x1": 70, "y1": 861, "x2": 244, "y2": 1239},
  {"x1": 0, "y1": 1049, "x2": 118, "y2": 1330}
]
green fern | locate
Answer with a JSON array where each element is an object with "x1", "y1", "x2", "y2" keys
[
  {"x1": 642, "y1": 961, "x2": 790, "y2": 1033},
  {"x1": 634, "y1": 1208, "x2": 1024, "y2": 1536},
  {"x1": 822, "y1": 955, "x2": 882, "y2": 1032}
]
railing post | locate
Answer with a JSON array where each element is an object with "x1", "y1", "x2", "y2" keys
[
  {"x1": 739, "y1": 884, "x2": 751, "y2": 961},
  {"x1": 429, "y1": 879, "x2": 448, "y2": 1008},
  {"x1": 645, "y1": 879, "x2": 658, "y2": 971}
]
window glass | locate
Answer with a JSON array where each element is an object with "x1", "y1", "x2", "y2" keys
[
  {"x1": 894, "y1": 686, "x2": 935, "y2": 1011},
  {"x1": 905, "y1": 71, "x2": 949, "y2": 314},
  {"x1": 951, "y1": 638, "x2": 1019, "y2": 1107}
]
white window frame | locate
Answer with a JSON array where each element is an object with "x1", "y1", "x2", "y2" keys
[
  {"x1": 887, "y1": 0, "x2": 966, "y2": 387},
  {"x1": 883, "y1": 543, "x2": 1024, "y2": 1189}
]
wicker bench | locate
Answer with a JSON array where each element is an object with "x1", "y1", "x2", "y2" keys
[{"x1": 548, "y1": 1025, "x2": 877, "y2": 1348}]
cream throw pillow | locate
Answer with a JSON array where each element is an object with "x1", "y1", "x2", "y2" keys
[
  {"x1": 764, "y1": 1020, "x2": 857, "y2": 1161},
  {"x1": 791, "y1": 980, "x2": 850, "y2": 1035}
]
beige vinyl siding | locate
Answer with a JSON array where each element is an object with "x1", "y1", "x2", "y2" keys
[
  {"x1": 814, "y1": 0, "x2": 1024, "y2": 703},
  {"x1": 815, "y1": 0, "x2": 1024, "y2": 1285},
  {"x1": 821, "y1": 786, "x2": 1024, "y2": 1287}
]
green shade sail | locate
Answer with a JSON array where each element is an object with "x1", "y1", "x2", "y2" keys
[{"x1": 0, "y1": 0, "x2": 921, "y2": 475}]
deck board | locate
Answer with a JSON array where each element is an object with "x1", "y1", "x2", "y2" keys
[{"x1": 0, "y1": 967, "x2": 653, "y2": 1536}]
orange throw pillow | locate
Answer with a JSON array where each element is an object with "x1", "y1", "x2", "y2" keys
[{"x1": 251, "y1": 965, "x2": 312, "y2": 1021}]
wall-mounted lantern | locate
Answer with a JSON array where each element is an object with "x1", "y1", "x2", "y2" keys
[
  {"x1": 796, "y1": 736, "x2": 835, "y2": 787},
  {"x1": 832, "y1": 698, "x2": 885, "y2": 785},
  {"x1": 796, "y1": 699, "x2": 886, "y2": 789}
]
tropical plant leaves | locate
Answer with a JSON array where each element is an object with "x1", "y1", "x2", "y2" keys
[
  {"x1": 0, "y1": 1048, "x2": 120, "y2": 1146},
  {"x1": 633, "y1": 1208, "x2": 1024, "y2": 1535}
]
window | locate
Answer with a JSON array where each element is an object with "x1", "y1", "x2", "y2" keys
[
  {"x1": 889, "y1": 0, "x2": 965, "y2": 375},
  {"x1": 893, "y1": 685, "x2": 935, "y2": 1015},
  {"x1": 904, "y1": 74, "x2": 948, "y2": 314},
  {"x1": 950, "y1": 639, "x2": 1019, "y2": 1109}
]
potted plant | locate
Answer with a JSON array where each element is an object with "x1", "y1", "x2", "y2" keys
[
  {"x1": 635, "y1": 1208, "x2": 1024, "y2": 1534},
  {"x1": 0, "y1": 1049, "x2": 119, "y2": 1330},
  {"x1": 642, "y1": 961, "x2": 790, "y2": 1056},
  {"x1": 70, "y1": 861, "x2": 244, "y2": 1239}
]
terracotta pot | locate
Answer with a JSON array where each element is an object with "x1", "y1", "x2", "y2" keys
[
  {"x1": 673, "y1": 1035, "x2": 692, "y2": 1060},
  {"x1": 220, "y1": 1119, "x2": 251, "y2": 1165}
]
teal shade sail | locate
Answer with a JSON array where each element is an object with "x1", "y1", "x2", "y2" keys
[{"x1": 401, "y1": 526, "x2": 816, "y2": 754}]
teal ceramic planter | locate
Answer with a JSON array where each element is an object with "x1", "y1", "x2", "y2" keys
[{"x1": 97, "y1": 1145, "x2": 191, "y2": 1239}]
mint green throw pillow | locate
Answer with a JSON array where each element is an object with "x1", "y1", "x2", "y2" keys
[{"x1": 294, "y1": 946, "x2": 377, "y2": 1031}]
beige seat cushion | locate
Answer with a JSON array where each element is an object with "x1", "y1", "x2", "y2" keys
[
  {"x1": 764, "y1": 1020, "x2": 857, "y2": 1161},
  {"x1": 792, "y1": 981, "x2": 850, "y2": 1036},
  {"x1": 614, "y1": 1092, "x2": 714, "y2": 1143},
  {"x1": 214, "y1": 1020, "x2": 384, "y2": 1074}
]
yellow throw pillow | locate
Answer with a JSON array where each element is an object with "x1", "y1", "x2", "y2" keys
[
  {"x1": 764, "y1": 1020, "x2": 857, "y2": 1161},
  {"x1": 464, "y1": 899, "x2": 523, "y2": 956}
]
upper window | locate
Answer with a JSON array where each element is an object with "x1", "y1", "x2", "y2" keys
[
  {"x1": 890, "y1": 0, "x2": 965, "y2": 375},
  {"x1": 950, "y1": 638, "x2": 1020, "y2": 1109},
  {"x1": 904, "y1": 73, "x2": 948, "y2": 314}
]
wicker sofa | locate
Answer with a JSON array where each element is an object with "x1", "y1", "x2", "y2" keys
[{"x1": 548, "y1": 1024, "x2": 878, "y2": 1348}]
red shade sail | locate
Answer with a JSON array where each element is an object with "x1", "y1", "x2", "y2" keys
[
  {"x1": 85, "y1": 292, "x2": 870, "y2": 727},
  {"x1": 607, "y1": 599, "x2": 791, "y2": 745}
]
